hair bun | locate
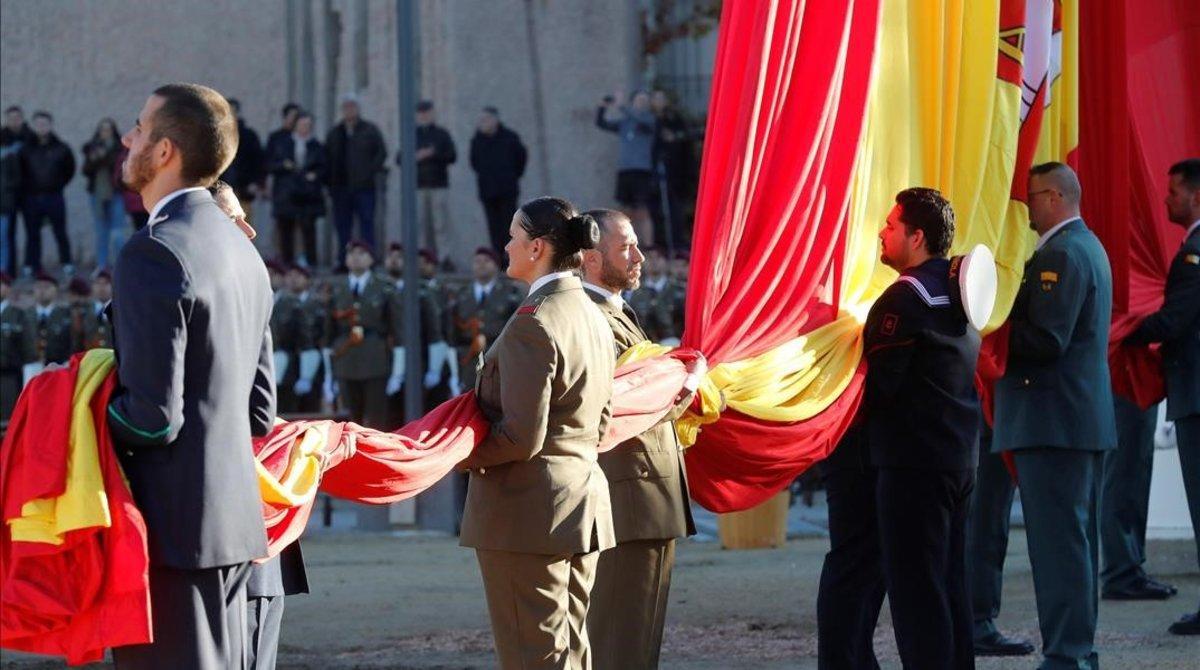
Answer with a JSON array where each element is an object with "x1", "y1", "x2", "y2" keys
[{"x1": 566, "y1": 214, "x2": 600, "y2": 252}]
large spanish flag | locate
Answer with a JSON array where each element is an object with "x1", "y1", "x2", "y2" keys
[{"x1": 676, "y1": 0, "x2": 1194, "y2": 511}]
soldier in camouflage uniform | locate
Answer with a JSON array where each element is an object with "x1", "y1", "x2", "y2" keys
[
  {"x1": 32, "y1": 272, "x2": 74, "y2": 366},
  {"x1": 284, "y1": 265, "x2": 327, "y2": 414},
  {"x1": 79, "y1": 269, "x2": 115, "y2": 350},
  {"x1": 1, "y1": 273, "x2": 37, "y2": 420},
  {"x1": 448, "y1": 247, "x2": 522, "y2": 389},
  {"x1": 326, "y1": 240, "x2": 394, "y2": 428}
]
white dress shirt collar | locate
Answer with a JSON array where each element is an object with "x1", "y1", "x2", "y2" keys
[
  {"x1": 147, "y1": 186, "x2": 207, "y2": 225},
  {"x1": 528, "y1": 271, "x2": 576, "y2": 296},
  {"x1": 1035, "y1": 216, "x2": 1081, "y2": 251},
  {"x1": 582, "y1": 281, "x2": 625, "y2": 310}
]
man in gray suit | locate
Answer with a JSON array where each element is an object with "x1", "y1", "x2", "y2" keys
[
  {"x1": 580, "y1": 208, "x2": 696, "y2": 669},
  {"x1": 107, "y1": 83, "x2": 275, "y2": 669},
  {"x1": 993, "y1": 162, "x2": 1117, "y2": 670}
]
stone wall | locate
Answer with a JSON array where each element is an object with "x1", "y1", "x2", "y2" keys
[{"x1": 0, "y1": 0, "x2": 641, "y2": 270}]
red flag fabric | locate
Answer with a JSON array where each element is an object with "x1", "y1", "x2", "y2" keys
[
  {"x1": 1, "y1": 356, "x2": 150, "y2": 666},
  {"x1": 1079, "y1": 0, "x2": 1200, "y2": 409},
  {"x1": 679, "y1": 0, "x2": 880, "y2": 510}
]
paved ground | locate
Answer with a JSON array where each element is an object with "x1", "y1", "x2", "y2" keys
[{"x1": 5, "y1": 526, "x2": 1196, "y2": 669}]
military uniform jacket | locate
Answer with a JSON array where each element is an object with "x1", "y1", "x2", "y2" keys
[
  {"x1": 108, "y1": 189, "x2": 274, "y2": 569},
  {"x1": 994, "y1": 218, "x2": 1117, "y2": 452},
  {"x1": 75, "y1": 302, "x2": 112, "y2": 351},
  {"x1": 459, "y1": 275, "x2": 617, "y2": 555},
  {"x1": 450, "y1": 280, "x2": 521, "y2": 346},
  {"x1": 34, "y1": 305, "x2": 74, "y2": 365},
  {"x1": 292, "y1": 292, "x2": 327, "y2": 352},
  {"x1": 1128, "y1": 224, "x2": 1200, "y2": 419},
  {"x1": 0, "y1": 302, "x2": 36, "y2": 371},
  {"x1": 628, "y1": 277, "x2": 679, "y2": 342},
  {"x1": 862, "y1": 258, "x2": 981, "y2": 470},
  {"x1": 388, "y1": 279, "x2": 443, "y2": 355},
  {"x1": 272, "y1": 292, "x2": 300, "y2": 355},
  {"x1": 327, "y1": 273, "x2": 392, "y2": 381},
  {"x1": 585, "y1": 287, "x2": 696, "y2": 542}
]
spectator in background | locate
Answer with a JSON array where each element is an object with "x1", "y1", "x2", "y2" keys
[
  {"x1": 0, "y1": 125, "x2": 21, "y2": 275},
  {"x1": 81, "y1": 117, "x2": 127, "y2": 270},
  {"x1": 469, "y1": 106, "x2": 526, "y2": 257},
  {"x1": 220, "y1": 98, "x2": 265, "y2": 221},
  {"x1": 115, "y1": 144, "x2": 149, "y2": 231},
  {"x1": 652, "y1": 90, "x2": 697, "y2": 252},
  {"x1": 596, "y1": 89, "x2": 658, "y2": 246},
  {"x1": 19, "y1": 111, "x2": 75, "y2": 276},
  {"x1": 3, "y1": 106, "x2": 35, "y2": 275},
  {"x1": 327, "y1": 94, "x2": 387, "y2": 269},
  {"x1": 269, "y1": 111, "x2": 326, "y2": 267},
  {"x1": 407, "y1": 100, "x2": 456, "y2": 268},
  {"x1": 265, "y1": 102, "x2": 301, "y2": 161}
]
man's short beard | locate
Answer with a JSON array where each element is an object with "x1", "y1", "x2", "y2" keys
[
  {"x1": 122, "y1": 145, "x2": 155, "y2": 192},
  {"x1": 601, "y1": 256, "x2": 638, "y2": 291}
]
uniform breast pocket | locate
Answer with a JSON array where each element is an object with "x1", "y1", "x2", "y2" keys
[{"x1": 605, "y1": 450, "x2": 675, "y2": 483}]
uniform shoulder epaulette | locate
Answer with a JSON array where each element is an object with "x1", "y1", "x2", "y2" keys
[{"x1": 517, "y1": 296, "x2": 545, "y2": 316}]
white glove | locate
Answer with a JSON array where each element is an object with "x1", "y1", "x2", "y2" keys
[
  {"x1": 294, "y1": 378, "x2": 313, "y2": 396},
  {"x1": 297, "y1": 349, "x2": 321, "y2": 381},
  {"x1": 322, "y1": 378, "x2": 338, "y2": 406},
  {"x1": 21, "y1": 362, "x2": 44, "y2": 387},
  {"x1": 448, "y1": 377, "x2": 463, "y2": 397},
  {"x1": 659, "y1": 337, "x2": 682, "y2": 347},
  {"x1": 424, "y1": 341, "x2": 450, "y2": 389},
  {"x1": 273, "y1": 351, "x2": 290, "y2": 385},
  {"x1": 387, "y1": 346, "x2": 406, "y2": 396}
]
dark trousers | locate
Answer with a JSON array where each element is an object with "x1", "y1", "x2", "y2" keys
[
  {"x1": 817, "y1": 464, "x2": 885, "y2": 670},
  {"x1": 481, "y1": 194, "x2": 517, "y2": 257},
  {"x1": 3, "y1": 209, "x2": 17, "y2": 275},
  {"x1": 340, "y1": 376, "x2": 388, "y2": 429},
  {"x1": 246, "y1": 595, "x2": 285, "y2": 670},
  {"x1": 1176, "y1": 414, "x2": 1200, "y2": 610},
  {"x1": 331, "y1": 187, "x2": 376, "y2": 262},
  {"x1": 1014, "y1": 448, "x2": 1103, "y2": 670},
  {"x1": 965, "y1": 420, "x2": 1016, "y2": 639},
  {"x1": 113, "y1": 562, "x2": 252, "y2": 670},
  {"x1": 877, "y1": 468, "x2": 976, "y2": 670},
  {"x1": 276, "y1": 216, "x2": 316, "y2": 265},
  {"x1": 1, "y1": 370, "x2": 22, "y2": 421},
  {"x1": 1100, "y1": 395, "x2": 1157, "y2": 590},
  {"x1": 22, "y1": 192, "x2": 70, "y2": 271}
]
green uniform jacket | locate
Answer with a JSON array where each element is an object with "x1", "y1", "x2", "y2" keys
[
  {"x1": 0, "y1": 302, "x2": 37, "y2": 370},
  {"x1": 994, "y1": 218, "x2": 1117, "y2": 452},
  {"x1": 35, "y1": 305, "x2": 74, "y2": 365},
  {"x1": 460, "y1": 275, "x2": 617, "y2": 555},
  {"x1": 585, "y1": 287, "x2": 696, "y2": 542},
  {"x1": 327, "y1": 273, "x2": 393, "y2": 381}
]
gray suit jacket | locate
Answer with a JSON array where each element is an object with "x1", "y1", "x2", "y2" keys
[{"x1": 109, "y1": 189, "x2": 274, "y2": 569}]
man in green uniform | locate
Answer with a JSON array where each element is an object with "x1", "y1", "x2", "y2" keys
[
  {"x1": 284, "y1": 265, "x2": 327, "y2": 415},
  {"x1": 32, "y1": 272, "x2": 73, "y2": 366},
  {"x1": 993, "y1": 162, "x2": 1116, "y2": 670},
  {"x1": 580, "y1": 209, "x2": 696, "y2": 669},
  {"x1": 448, "y1": 247, "x2": 521, "y2": 390},
  {"x1": 326, "y1": 240, "x2": 393, "y2": 428},
  {"x1": 1, "y1": 272, "x2": 37, "y2": 420}
]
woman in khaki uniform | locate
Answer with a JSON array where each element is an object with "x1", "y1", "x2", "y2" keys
[{"x1": 459, "y1": 197, "x2": 617, "y2": 669}]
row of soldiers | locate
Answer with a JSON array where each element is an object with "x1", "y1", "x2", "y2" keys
[
  {"x1": 0, "y1": 270, "x2": 112, "y2": 420},
  {"x1": 266, "y1": 241, "x2": 690, "y2": 430}
]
